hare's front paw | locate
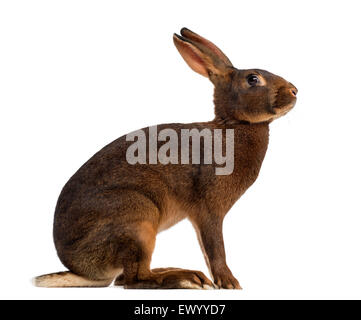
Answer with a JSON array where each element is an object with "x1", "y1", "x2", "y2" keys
[{"x1": 213, "y1": 272, "x2": 242, "y2": 289}]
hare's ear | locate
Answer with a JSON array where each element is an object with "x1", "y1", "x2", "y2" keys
[
  {"x1": 173, "y1": 30, "x2": 232, "y2": 79},
  {"x1": 180, "y1": 28, "x2": 233, "y2": 67}
]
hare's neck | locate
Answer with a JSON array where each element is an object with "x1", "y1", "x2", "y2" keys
[
  {"x1": 211, "y1": 116, "x2": 270, "y2": 131},
  {"x1": 232, "y1": 122, "x2": 270, "y2": 194},
  {"x1": 213, "y1": 116, "x2": 251, "y2": 125},
  {"x1": 209, "y1": 118, "x2": 270, "y2": 167}
]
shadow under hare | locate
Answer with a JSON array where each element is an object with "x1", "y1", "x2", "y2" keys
[{"x1": 35, "y1": 28, "x2": 297, "y2": 289}]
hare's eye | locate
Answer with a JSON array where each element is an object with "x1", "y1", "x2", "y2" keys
[{"x1": 247, "y1": 74, "x2": 259, "y2": 86}]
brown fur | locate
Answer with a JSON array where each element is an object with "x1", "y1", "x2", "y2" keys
[{"x1": 34, "y1": 28, "x2": 297, "y2": 289}]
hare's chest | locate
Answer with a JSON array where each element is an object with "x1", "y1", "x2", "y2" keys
[{"x1": 202, "y1": 129, "x2": 269, "y2": 212}]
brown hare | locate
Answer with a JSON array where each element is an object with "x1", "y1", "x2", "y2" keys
[{"x1": 34, "y1": 28, "x2": 297, "y2": 289}]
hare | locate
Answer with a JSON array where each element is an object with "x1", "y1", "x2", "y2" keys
[{"x1": 34, "y1": 28, "x2": 297, "y2": 289}]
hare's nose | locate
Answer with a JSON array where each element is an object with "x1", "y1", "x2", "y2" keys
[{"x1": 289, "y1": 84, "x2": 298, "y2": 97}]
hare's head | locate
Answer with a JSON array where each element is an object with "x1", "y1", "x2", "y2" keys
[{"x1": 173, "y1": 28, "x2": 297, "y2": 124}]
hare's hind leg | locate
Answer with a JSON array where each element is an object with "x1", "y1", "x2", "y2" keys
[
  {"x1": 115, "y1": 267, "x2": 214, "y2": 288},
  {"x1": 123, "y1": 268, "x2": 214, "y2": 289},
  {"x1": 111, "y1": 190, "x2": 213, "y2": 289},
  {"x1": 118, "y1": 227, "x2": 214, "y2": 289}
]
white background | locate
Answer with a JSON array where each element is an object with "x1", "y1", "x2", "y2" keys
[{"x1": 1, "y1": 0, "x2": 360, "y2": 300}]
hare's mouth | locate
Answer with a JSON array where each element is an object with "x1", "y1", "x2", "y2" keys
[
  {"x1": 270, "y1": 85, "x2": 297, "y2": 113},
  {"x1": 272, "y1": 101, "x2": 296, "y2": 116},
  {"x1": 273, "y1": 100, "x2": 296, "y2": 110}
]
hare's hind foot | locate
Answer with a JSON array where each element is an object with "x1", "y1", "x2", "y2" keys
[
  {"x1": 114, "y1": 267, "x2": 179, "y2": 286},
  {"x1": 117, "y1": 268, "x2": 214, "y2": 289}
]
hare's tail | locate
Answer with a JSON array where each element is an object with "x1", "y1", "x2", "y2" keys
[{"x1": 33, "y1": 271, "x2": 112, "y2": 288}]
